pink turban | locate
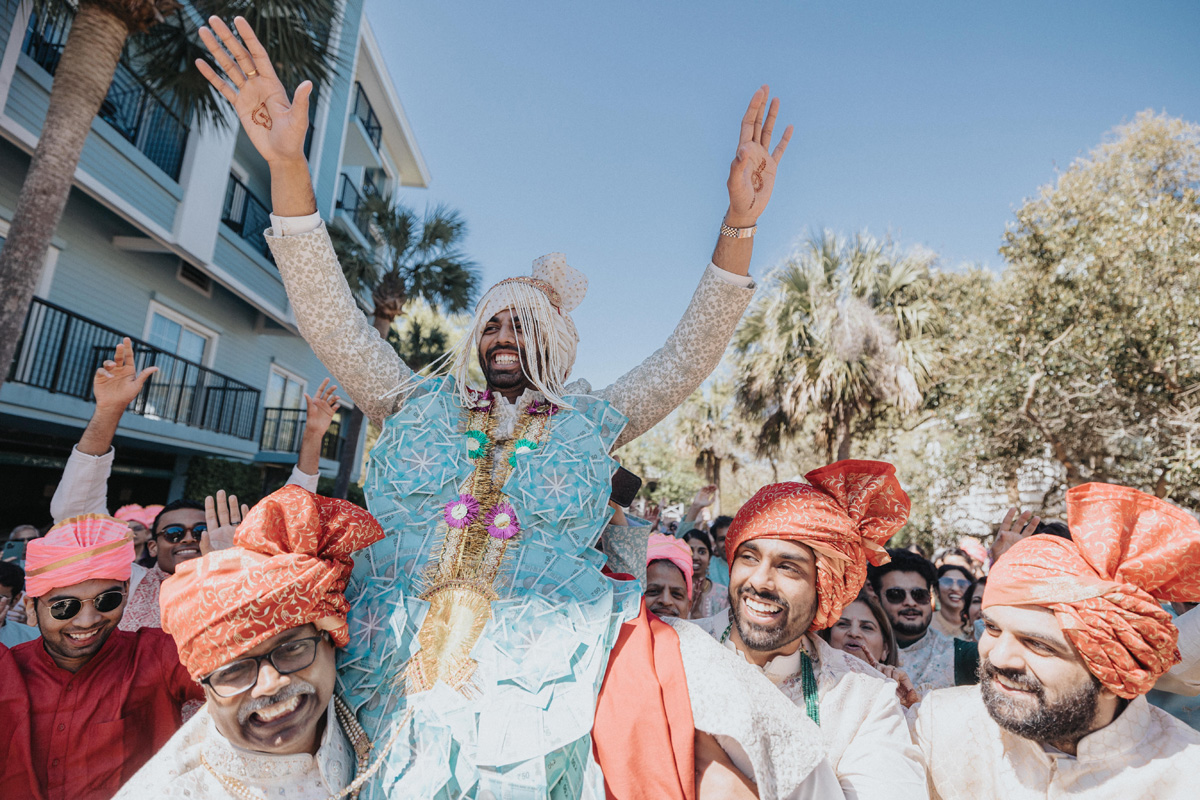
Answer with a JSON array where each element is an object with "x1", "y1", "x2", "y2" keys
[
  {"x1": 114, "y1": 504, "x2": 164, "y2": 529},
  {"x1": 985, "y1": 482, "x2": 1200, "y2": 699},
  {"x1": 161, "y1": 485, "x2": 385, "y2": 679},
  {"x1": 647, "y1": 533, "x2": 694, "y2": 599},
  {"x1": 25, "y1": 515, "x2": 134, "y2": 598},
  {"x1": 724, "y1": 460, "x2": 910, "y2": 632}
]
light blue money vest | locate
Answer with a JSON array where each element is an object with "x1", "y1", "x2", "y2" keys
[{"x1": 337, "y1": 378, "x2": 641, "y2": 799}]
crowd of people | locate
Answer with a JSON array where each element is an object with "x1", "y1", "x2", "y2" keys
[{"x1": 1, "y1": 14, "x2": 1199, "y2": 800}]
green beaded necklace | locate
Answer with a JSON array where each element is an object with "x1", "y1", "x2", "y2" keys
[{"x1": 721, "y1": 618, "x2": 821, "y2": 726}]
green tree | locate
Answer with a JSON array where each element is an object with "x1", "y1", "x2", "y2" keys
[
  {"x1": 942, "y1": 111, "x2": 1200, "y2": 503},
  {"x1": 328, "y1": 197, "x2": 479, "y2": 497},
  {"x1": 733, "y1": 230, "x2": 940, "y2": 463},
  {"x1": 0, "y1": 1, "x2": 338, "y2": 392},
  {"x1": 674, "y1": 379, "x2": 748, "y2": 511}
]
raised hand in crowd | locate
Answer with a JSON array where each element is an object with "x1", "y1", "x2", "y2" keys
[
  {"x1": 989, "y1": 507, "x2": 1041, "y2": 564},
  {"x1": 196, "y1": 16, "x2": 318, "y2": 216},
  {"x1": 684, "y1": 484, "x2": 718, "y2": 526},
  {"x1": 297, "y1": 379, "x2": 342, "y2": 476},
  {"x1": 78, "y1": 337, "x2": 159, "y2": 457},
  {"x1": 200, "y1": 489, "x2": 250, "y2": 555}
]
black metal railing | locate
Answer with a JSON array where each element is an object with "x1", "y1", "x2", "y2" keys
[
  {"x1": 260, "y1": 407, "x2": 346, "y2": 460},
  {"x1": 352, "y1": 81, "x2": 382, "y2": 150},
  {"x1": 336, "y1": 173, "x2": 373, "y2": 240},
  {"x1": 23, "y1": 12, "x2": 189, "y2": 180},
  {"x1": 7, "y1": 299, "x2": 260, "y2": 440},
  {"x1": 221, "y1": 174, "x2": 273, "y2": 261}
]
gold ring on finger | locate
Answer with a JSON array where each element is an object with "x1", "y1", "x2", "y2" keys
[{"x1": 245, "y1": 69, "x2": 259, "y2": 79}]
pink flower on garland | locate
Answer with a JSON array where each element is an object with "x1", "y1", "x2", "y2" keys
[
  {"x1": 485, "y1": 503, "x2": 520, "y2": 540},
  {"x1": 444, "y1": 494, "x2": 480, "y2": 529},
  {"x1": 468, "y1": 388, "x2": 493, "y2": 411}
]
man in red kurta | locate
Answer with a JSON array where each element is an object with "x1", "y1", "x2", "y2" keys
[{"x1": 12, "y1": 514, "x2": 202, "y2": 800}]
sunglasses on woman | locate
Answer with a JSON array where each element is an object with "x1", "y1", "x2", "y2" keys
[
  {"x1": 44, "y1": 589, "x2": 126, "y2": 620},
  {"x1": 939, "y1": 576, "x2": 973, "y2": 591},
  {"x1": 158, "y1": 522, "x2": 207, "y2": 544},
  {"x1": 883, "y1": 587, "x2": 931, "y2": 605}
]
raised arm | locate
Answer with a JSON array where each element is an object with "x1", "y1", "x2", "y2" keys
[
  {"x1": 50, "y1": 338, "x2": 157, "y2": 521},
  {"x1": 196, "y1": 17, "x2": 409, "y2": 423},
  {"x1": 601, "y1": 88, "x2": 791, "y2": 448}
]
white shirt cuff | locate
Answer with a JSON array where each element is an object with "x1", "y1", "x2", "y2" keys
[
  {"x1": 706, "y1": 262, "x2": 755, "y2": 288},
  {"x1": 270, "y1": 212, "x2": 324, "y2": 238},
  {"x1": 286, "y1": 466, "x2": 321, "y2": 494},
  {"x1": 69, "y1": 444, "x2": 115, "y2": 463}
]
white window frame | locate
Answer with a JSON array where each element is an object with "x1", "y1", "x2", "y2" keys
[
  {"x1": 266, "y1": 363, "x2": 308, "y2": 410},
  {"x1": 142, "y1": 300, "x2": 219, "y2": 367},
  {"x1": 0, "y1": 217, "x2": 60, "y2": 299}
]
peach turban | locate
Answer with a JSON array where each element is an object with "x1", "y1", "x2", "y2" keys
[
  {"x1": 724, "y1": 460, "x2": 910, "y2": 632},
  {"x1": 114, "y1": 504, "x2": 164, "y2": 529},
  {"x1": 647, "y1": 532, "x2": 694, "y2": 599},
  {"x1": 984, "y1": 483, "x2": 1200, "y2": 699},
  {"x1": 160, "y1": 485, "x2": 385, "y2": 679},
  {"x1": 25, "y1": 515, "x2": 133, "y2": 598}
]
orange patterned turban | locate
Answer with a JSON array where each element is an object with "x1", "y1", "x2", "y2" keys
[
  {"x1": 984, "y1": 482, "x2": 1200, "y2": 699},
  {"x1": 724, "y1": 460, "x2": 910, "y2": 631},
  {"x1": 160, "y1": 485, "x2": 385, "y2": 680},
  {"x1": 25, "y1": 515, "x2": 133, "y2": 598}
]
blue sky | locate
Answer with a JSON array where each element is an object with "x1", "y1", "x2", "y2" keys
[{"x1": 367, "y1": 0, "x2": 1200, "y2": 388}]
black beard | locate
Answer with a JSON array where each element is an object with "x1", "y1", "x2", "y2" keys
[
  {"x1": 730, "y1": 586, "x2": 812, "y2": 652},
  {"x1": 481, "y1": 345, "x2": 532, "y2": 391},
  {"x1": 891, "y1": 613, "x2": 930, "y2": 638},
  {"x1": 979, "y1": 659, "x2": 1102, "y2": 745}
]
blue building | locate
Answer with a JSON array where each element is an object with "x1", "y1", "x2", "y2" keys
[{"x1": 0, "y1": 2, "x2": 428, "y2": 528}]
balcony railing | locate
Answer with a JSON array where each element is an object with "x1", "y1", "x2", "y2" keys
[
  {"x1": 352, "y1": 81, "x2": 382, "y2": 150},
  {"x1": 8, "y1": 298, "x2": 260, "y2": 441},
  {"x1": 260, "y1": 407, "x2": 346, "y2": 461},
  {"x1": 221, "y1": 174, "x2": 273, "y2": 261},
  {"x1": 23, "y1": 12, "x2": 189, "y2": 180},
  {"x1": 336, "y1": 173, "x2": 374, "y2": 241}
]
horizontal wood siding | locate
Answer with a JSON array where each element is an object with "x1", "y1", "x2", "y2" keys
[
  {"x1": 5, "y1": 59, "x2": 180, "y2": 231},
  {"x1": 213, "y1": 230, "x2": 288, "y2": 312}
]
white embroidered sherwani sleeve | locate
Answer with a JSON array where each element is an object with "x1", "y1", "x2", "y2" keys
[
  {"x1": 265, "y1": 222, "x2": 411, "y2": 427},
  {"x1": 598, "y1": 265, "x2": 755, "y2": 450}
]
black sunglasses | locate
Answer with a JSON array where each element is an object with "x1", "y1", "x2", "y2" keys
[
  {"x1": 884, "y1": 587, "x2": 931, "y2": 605},
  {"x1": 158, "y1": 522, "x2": 207, "y2": 544},
  {"x1": 201, "y1": 632, "x2": 330, "y2": 698},
  {"x1": 45, "y1": 589, "x2": 126, "y2": 620}
]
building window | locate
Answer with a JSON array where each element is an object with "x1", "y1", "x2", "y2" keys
[
  {"x1": 265, "y1": 365, "x2": 306, "y2": 410},
  {"x1": 143, "y1": 302, "x2": 217, "y2": 366}
]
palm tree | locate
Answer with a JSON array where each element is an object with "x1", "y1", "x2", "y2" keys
[
  {"x1": 675, "y1": 379, "x2": 746, "y2": 509},
  {"x1": 733, "y1": 230, "x2": 938, "y2": 463},
  {"x1": 0, "y1": 0, "x2": 339, "y2": 392},
  {"x1": 328, "y1": 196, "x2": 478, "y2": 497}
]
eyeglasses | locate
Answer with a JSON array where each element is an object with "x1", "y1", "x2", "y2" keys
[
  {"x1": 939, "y1": 576, "x2": 973, "y2": 591},
  {"x1": 884, "y1": 587, "x2": 931, "y2": 605},
  {"x1": 201, "y1": 632, "x2": 329, "y2": 698},
  {"x1": 158, "y1": 522, "x2": 207, "y2": 544},
  {"x1": 45, "y1": 589, "x2": 126, "y2": 620}
]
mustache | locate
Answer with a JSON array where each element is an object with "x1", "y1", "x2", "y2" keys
[
  {"x1": 737, "y1": 585, "x2": 790, "y2": 612},
  {"x1": 237, "y1": 678, "x2": 316, "y2": 725},
  {"x1": 486, "y1": 344, "x2": 522, "y2": 361},
  {"x1": 980, "y1": 659, "x2": 1044, "y2": 695}
]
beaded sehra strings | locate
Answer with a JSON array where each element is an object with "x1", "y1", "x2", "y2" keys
[{"x1": 383, "y1": 278, "x2": 578, "y2": 410}]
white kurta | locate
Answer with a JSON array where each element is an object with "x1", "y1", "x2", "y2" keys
[
  {"x1": 694, "y1": 612, "x2": 928, "y2": 800},
  {"x1": 1155, "y1": 606, "x2": 1200, "y2": 696},
  {"x1": 897, "y1": 627, "x2": 956, "y2": 698},
  {"x1": 915, "y1": 684, "x2": 1200, "y2": 800},
  {"x1": 113, "y1": 699, "x2": 355, "y2": 799}
]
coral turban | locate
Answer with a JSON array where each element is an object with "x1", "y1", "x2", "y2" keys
[
  {"x1": 25, "y1": 515, "x2": 133, "y2": 598},
  {"x1": 984, "y1": 482, "x2": 1200, "y2": 699},
  {"x1": 114, "y1": 504, "x2": 164, "y2": 529},
  {"x1": 160, "y1": 485, "x2": 385, "y2": 680},
  {"x1": 647, "y1": 532, "x2": 694, "y2": 599},
  {"x1": 724, "y1": 460, "x2": 910, "y2": 632}
]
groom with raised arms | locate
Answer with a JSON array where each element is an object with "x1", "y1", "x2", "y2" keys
[{"x1": 197, "y1": 17, "x2": 798, "y2": 799}]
